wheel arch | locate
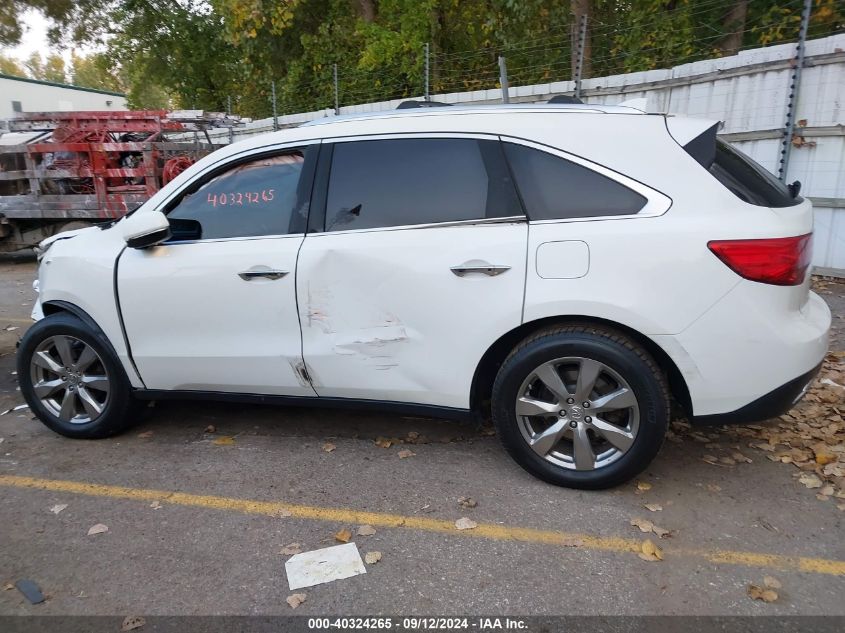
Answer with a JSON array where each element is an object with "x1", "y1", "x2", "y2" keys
[{"x1": 470, "y1": 315, "x2": 692, "y2": 419}]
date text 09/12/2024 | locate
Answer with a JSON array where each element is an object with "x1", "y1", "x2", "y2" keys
[{"x1": 307, "y1": 617, "x2": 528, "y2": 630}]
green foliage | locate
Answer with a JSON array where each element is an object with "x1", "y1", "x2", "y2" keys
[
  {"x1": 3, "y1": 1, "x2": 844, "y2": 117},
  {"x1": 0, "y1": 53, "x2": 24, "y2": 76}
]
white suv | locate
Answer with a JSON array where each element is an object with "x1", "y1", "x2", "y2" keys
[{"x1": 17, "y1": 104, "x2": 830, "y2": 488}]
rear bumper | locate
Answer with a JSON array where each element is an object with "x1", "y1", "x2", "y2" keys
[{"x1": 691, "y1": 362, "x2": 822, "y2": 426}]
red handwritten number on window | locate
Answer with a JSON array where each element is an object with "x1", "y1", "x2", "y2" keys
[{"x1": 206, "y1": 189, "x2": 275, "y2": 207}]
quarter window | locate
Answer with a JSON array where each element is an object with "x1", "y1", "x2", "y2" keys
[
  {"x1": 324, "y1": 138, "x2": 523, "y2": 232},
  {"x1": 167, "y1": 149, "x2": 311, "y2": 240},
  {"x1": 502, "y1": 143, "x2": 647, "y2": 220}
]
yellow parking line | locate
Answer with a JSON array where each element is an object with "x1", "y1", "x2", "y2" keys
[{"x1": 1, "y1": 474, "x2": 843, "y2": 576}]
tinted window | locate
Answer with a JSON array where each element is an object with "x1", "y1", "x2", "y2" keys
[
  {"x1": 167, "y1": 150, "x2": 309, "y2": 240},
  {"x1": 324, "y1": 138, "x2": 522, "y2": 231},
  {"x1": 503, "y1": 143, "x2": 647, "y2": 220},
  {"x1": 707, "y1": 139, "x2": 799, "y2": 208}
]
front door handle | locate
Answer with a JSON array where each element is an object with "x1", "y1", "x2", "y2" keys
[
  {"x1": 238, "y1": 267, "x2": 288, "y2": 281},
  {"x1": 450, "y1": 260, "x2": 511, "y2": 277}
]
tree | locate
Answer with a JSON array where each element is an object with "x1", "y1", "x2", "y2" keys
[
  {"x1": 0, "y1": 53, "x2": 25, "y2": 76},
  {"x1": 70, "y1": 52, "x2": 126, "y2": 93}
]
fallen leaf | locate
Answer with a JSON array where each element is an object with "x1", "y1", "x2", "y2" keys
[
  {"x1": 458, "y1": 496, "x2": 478, "y2": 509},
  {"x1": 630, "y1": 517, "x2": 654, "y2": 533},
  {"x1": 652, "y1": 525, "x2": 671, "y2": 538},
  {"x1": 286, "y1": 593, "x2": 307, "y2": 609},
  {"x1": 49, "y1": 504, "x2": 67, "y2": 514},
  {"x1": 636, "y1": 481, "x2": 652, "y2": 492},
  {"x1": 357, "y1": 525, "x2": 376, "y2": 536},
  {"x1": 455, "y1": 517, "x2": 478, "y2": 530},
  {"x1": 732, "y1": 451, "x2": 753, "y2": 464},
  {"x1": 149, "y1": 500, "x2": 162, "y2": 510},
  {"x1": 747, "y1": 584, "x2": 778, "y2": 603},
  {"x1": 3, "y1": 583, "x2": 13, "y2": 591},
  {"x1": 364, "y1": 551, "x2": 382, "y2": 564},
  {"x1": 644, "y1": 503, "x2": 663, "y2": 512},
  {"x1": 798, "y1": 472, "x2": 823, "y2": 489},
  {"x1": 763, "y1": 576, "x2": 782, "y2": 589},
  {"x1": 121, "y1": 616, "x2": 146, "y2": 631},
  {"x1": 137, "y1": 431, "x2": 153, "y2": 439},
  {"x1": 374, "y1": 437, "x2": 393, "y2": 449},
  {"x1": 87, "y1": 523, "x2": 108, "y2": 536},
  {"x1": 638, "y1": 539, "x2": 663, "y2": 562},
  {"x1": 718, "y1": 456, "x2": 737, "y2": 466},
  {"x1": 204, "y1": 425, "x2": 216, "y2": 433},
  {"x1": 707, "y1": 484, "x2": 722, "y2": 492},
  {"x1": 280, "y1": 543, "x2": 302, "y2": 555},
  {"x1": 397, "y1": 449, "x2": 415, "y2": 458},
  {"x1": 334, "y1": 528, "x2": 352, "y2": 543},
  {"x1": 212, "y1": 436, "x2": 235, "y2": 446},
  {"x1": 4, "y1": 326, "x2": 19, "y2": 331},
  {"x1": 322, "y1": 442, "x2": 336, "y2": 453}
]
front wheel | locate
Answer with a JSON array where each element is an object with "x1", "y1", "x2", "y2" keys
[
  {"x1": 491, "y1": 325, "x2": 669, "y2": 489},
  {"x1": 17, "y1": 312, "x2": 136, "y2": 438}
]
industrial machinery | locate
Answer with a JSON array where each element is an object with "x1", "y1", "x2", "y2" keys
[{"x1": 0, "y1": 110, "x2": 238, "y2": 251}]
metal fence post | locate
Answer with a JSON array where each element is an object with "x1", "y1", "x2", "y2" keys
[
  {"x1": 271, "y1": 81, "x2": 278, "y2": 131},
  {"x1": 573, "y1": 14, "x2": 588, "y2": 99},
  {"x1": 424, "y1": 42, "x2": 431, "y2": 101},
  {"x1": 333, "y1": 64, "x2": 339, "y2": 115},
  {"x1": 227, "y1": 95, "x2": 232, "y2": 115},
  {"x1": 778, "y1": 0, "x2": 812, "y2": 182},
  {"x1": 498, "y1": 56, "x2": 510, "y2": 103}
]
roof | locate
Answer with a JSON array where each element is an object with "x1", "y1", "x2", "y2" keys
[
  {"x1": 0, "y1": 73, "x2": 126, "y2": 98},
  {"x1": 301, "y1": 103, "x2": 646, "y2": 127}
]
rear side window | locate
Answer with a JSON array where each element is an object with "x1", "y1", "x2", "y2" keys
[
  {"x1": 707, "y1": 139, "x2": 800, "y2": 208},
  {"x1": 502, "y1": 143, "x2": 647, "y2": 220},
  {"x1": 324, "y1": 138, "x2": 522, "y2": 231}
]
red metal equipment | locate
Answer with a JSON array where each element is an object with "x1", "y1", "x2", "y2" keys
[{"x1": 0, "y1": 110, "x2": 237, "y2": 250}]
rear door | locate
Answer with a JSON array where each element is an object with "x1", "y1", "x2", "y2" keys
[{"x1": 296, "y1": 135, "x2": 528, "y2": 409}]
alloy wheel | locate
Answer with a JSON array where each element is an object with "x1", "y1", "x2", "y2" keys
[
  {"x1": 29, "y1": 335, "x2": 110, "y2": 424},
  {"x1": 515, "y1": 356, "x2": 640, "y2": 471}
]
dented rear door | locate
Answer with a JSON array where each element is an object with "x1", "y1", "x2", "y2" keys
[{"x1": 296, "y1": 135, "x2": 527, "y2": 409}]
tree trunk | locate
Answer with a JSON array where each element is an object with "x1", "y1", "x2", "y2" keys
[
  {"x1": 716, "y1": 1, "x2": 748, "y2": 56},
  {"x1": 570, "y1": 0, "x2": 592, "y2": 79}
]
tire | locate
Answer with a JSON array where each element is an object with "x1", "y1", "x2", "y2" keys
[
  {"x1": 16, "y1": 312, "x2": 136, "y2": 439},
  {"x1": 491, "y1": 324, "x2": 669, "y2": 489}
]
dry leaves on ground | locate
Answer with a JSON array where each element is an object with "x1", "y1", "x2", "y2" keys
[
  {"x1": 334, "y1": 528, "x2": 352, "y2": 543},
  {"x1": 280, "y1": 543, "x2": 302, "y2": 555},
  {"x1": 149, "y1": 500, "x2": 162, "y2": 510},
  {"x1": 137, "y1": 431, "x2": 153, "y2": 439},
  {"x1": 357, "y1": 525, "x2": 376, "y2": 536},
  {"x1": 458, "y1": 496, "x2": 478, "y2": 509},
  {"x1": 747, "y1": 579, "x2": 779, "y2": 603},
  {"x1": 643, "y1": 503, "x2": 663, "y2": 512},
  {"x1": 364, "y1": 551, "x2": 382, "y2": 565},
  {"x1": 630, "y1": 517, "x2": 671, "y2": 538},
  {"x1": 635, "y1": 481, "x2": 652, "y2": 493},
  {"x1": 286, "y1": 593, "x2": 307, "y2": 609},
  {"x1": 455, "y1": 517, "x2": 478, "y2": 530},
  {"x1": 671, "y1": 347, "x2": 844, "y2": 504},
  {"x1": 121, "y1": 616, "x2": 146, "y2": 631},
  {"x1": 49, "y1": 504, "x2": 67, "y2": 515},
  {"x1": 322, "y1": 442, "x2": 336, "y2": 453},
  {"x1": 397, "y1": 449, "x2": 415, "y2": 458},
  {"x1": 212, "y1": 436, "x2": 235, "y2": 446},
  {"x1": 204, "y1": 425, "x2": 216, "y2": 433},
  {"x1": 638, "y1": 539, "x2": 663, "y2": 562},
  {"x1": 374, "y1": 437, "x2": 399, "y2": 449},
  {"x1": 87, "y1": 523, "x2": 108, "y2": 536}
]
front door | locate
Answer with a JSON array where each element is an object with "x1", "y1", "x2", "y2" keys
[
  {"x1": 297, "y1": 136, "x2": 528, "y2": 409},
  {"x1": 117, "y1": 143, "x2": 318, "y2": 396}
]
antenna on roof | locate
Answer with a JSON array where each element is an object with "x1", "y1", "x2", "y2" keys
[
  {"x1": 547, "y1": 95, "x2": 584, "y2": 105},
  {"x1": 396, "y1": 100, "x2": 452, "y2": 109}
]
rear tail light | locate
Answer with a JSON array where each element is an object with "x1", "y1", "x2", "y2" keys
[{"x1": 707, "y1": 233, "x2": 812, "y2": 286}]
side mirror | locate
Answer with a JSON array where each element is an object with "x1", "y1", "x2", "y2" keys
[{"x1": 122, "y1": 210, "x2": 171, "y2": 249}]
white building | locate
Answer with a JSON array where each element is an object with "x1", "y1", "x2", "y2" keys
[{"x1": 0, "y1": 73, "x2": 127, "y2": 119}]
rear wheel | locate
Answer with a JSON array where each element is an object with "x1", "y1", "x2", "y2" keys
[
  {"x1": 17, "y1": 312, "x2": 136, "y2": 438},
  {"x1": 491, "y1": 325, "x2": 669, "y2": 489}
]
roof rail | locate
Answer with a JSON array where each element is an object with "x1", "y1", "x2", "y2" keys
[
  {"x1": 396, "y1": 100, "x2": 452, "y2": 110},
  {"x1": 547, "y1": 95, "x2": 584, "y2": 105}
]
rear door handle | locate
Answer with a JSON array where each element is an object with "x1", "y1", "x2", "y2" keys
[
  {"x1": 238, "y1": 267, "x2": 288, "y2": 281},
  {"x1": 450, "y1": 261, "x2": 511, "y2": 277}
]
